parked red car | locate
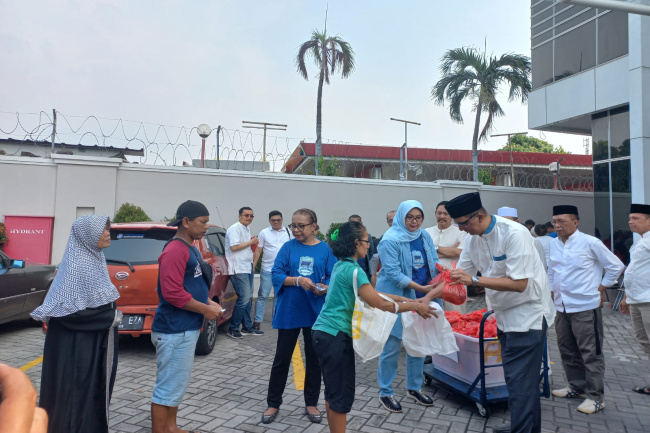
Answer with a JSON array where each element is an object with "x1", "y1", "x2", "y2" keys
[{"x1": 103, "y1": 223, "x2": 236, "y2": 355}]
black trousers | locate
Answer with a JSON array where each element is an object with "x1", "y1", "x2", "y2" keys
[
  {"x1": 498, "y1": 319, "x2": 548, "y2": 433},
  {"x1": 266, "y1": 327, "x2": 322, "y2": 409}
]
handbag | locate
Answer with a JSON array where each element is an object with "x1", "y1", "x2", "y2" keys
[{"x1": 351, "y1": 268, "x2": 398, "y2": 363}]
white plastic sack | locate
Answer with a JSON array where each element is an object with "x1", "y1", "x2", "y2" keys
[
  {"x1": 402, "y1": 302, "x2": 459, "y2": 358},
  {"x1": 351, "y1": 269, "x2": 398, "y2": 363}
]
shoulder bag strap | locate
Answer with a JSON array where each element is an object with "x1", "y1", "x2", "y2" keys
[{"x1": 285, "y1": 226, "x2": 291, "y2": 239}]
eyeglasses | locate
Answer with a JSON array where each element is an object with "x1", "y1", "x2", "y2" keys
[
  {"x1": 457, "y1": 212, "x2": 479, "y2": 227},
  {"x1": 405, "y1": 215, "x2": 424, "y2": 222},
  {"x1": 242, "y1": 214, "x2": 254, "y2": 218},
  {"x1": 270, "y1": 218, "x2": 282, "y2": 223},
  {"x1": 357, "y1": 239, "x2": 371, "y2": 244},
  {"x1": 288, "y1": 223, "x2": 312, "y2": 231},
  {"x1": 552, "y1": 219, "x2": 576, "y2": 226}
]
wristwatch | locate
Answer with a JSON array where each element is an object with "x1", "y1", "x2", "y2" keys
[{"x1": 472, "y1": 275, "x2": 480, "y2": 285}]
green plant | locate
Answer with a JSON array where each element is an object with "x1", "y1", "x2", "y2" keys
[
  {"x1": 478, "y1": 168, "x2": 496, "y2": 186},
  {"x1": 296, "y1": 25, "x2": 355, "y2": 174},
  {"x1": 497, "y1": 134, "x2": 570, "y2": 154},
  {"x1": 254, "y1": 249, "x2": 264, "y2": 274},
  {"x1": 318, "y1": 157, "x2": 341, "y2": 176},
  {"x1": 324, "y1": 222, "x2": 345, "y2": 242},
  {"x1": 113, "y1": 203, "x2": 152, "y2": 223},
  {"x1": 0, "y1": 222, "x2": 7, "y2": 250},
  {"x1": 432, "y1": 46, "x2": 531, "y2": 182}
]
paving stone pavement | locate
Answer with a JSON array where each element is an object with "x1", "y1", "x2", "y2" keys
[{"x1": 1, "y1": 294, "x2": 649, "y2": 433}]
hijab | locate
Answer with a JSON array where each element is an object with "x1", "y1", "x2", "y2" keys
[
  {"x1": 31, "y1": 215, "x2": 120, "y2": 321},
  {"x1": 381, "y1": 200, "x2": 425, "y2": 244}
]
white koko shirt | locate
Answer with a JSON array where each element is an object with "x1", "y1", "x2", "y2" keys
[
  {"x1": 225, "y1": 221, "x2": 254, "y2": 275},
  {"x1": 425, "y1": 224, "x2": 467, "y2": 268},
  {"x1": 548, "y1": 230, "x2": 625, "y2": 313},
  {"x1": 624, "y1": 231, "x2": 650, "y2": 304},
  {"x1": 458, "y1": 215, "x2": 555, "y2": 332},
  {"x1": 257, "y1": 226, "x2": 293, "y2": 272}
]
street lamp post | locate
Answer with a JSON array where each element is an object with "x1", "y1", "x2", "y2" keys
[
  {"x1": 390, "y1": 118, "x2": 421, "y2": 181},
  {"x1": 242, "y1": 121, "x2": 287, "y2": 172},
  {"x1": 491, "y1": 131, "x2": 528, "y2": 187},
  {"x1": 197, "y1": 124, "x2": 212, "y2": 168}
]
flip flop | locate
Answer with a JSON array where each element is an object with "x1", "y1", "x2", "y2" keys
[{"x1": 632, "y1": 386, "x2": 650, "y2": 395}]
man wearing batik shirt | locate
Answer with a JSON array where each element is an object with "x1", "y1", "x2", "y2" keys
[
  {"x1": 619, "y1": 204, "x2": 650, "y2": 396},
  {"x1": 446, "y1": 192, "x2": 554, "y2": 433},
  {"x1": 548, "y1": 205, "x2": 624, "y2": 414},
  {"x1": 425, "y1": 201, "x2": 467, "y2": 312}
]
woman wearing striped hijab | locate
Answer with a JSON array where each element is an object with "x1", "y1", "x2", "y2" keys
[{"x1": 32, "y1": 215, "x2": 121, "y2": 433}]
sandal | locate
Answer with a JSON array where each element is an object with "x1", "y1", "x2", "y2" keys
[
  {"x1": 304, "y1": 407, "x2": 322, "y2": 423},
  {"x1": 633, "y1": 386, "x2": 650, "y2": 395}
]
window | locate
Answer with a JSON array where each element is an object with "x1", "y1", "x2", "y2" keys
[
  {"x1": 554, "y1": 20, "x2": 596, "y2": 80},
  {"x1": 205, "y1": 230, "x2": 226, "y2": 256},
  {"x1": 532, "y1": 43, "x2": 553, "y2": 89},
  {"x1": 530, "y1": 4, "x2": 628, "y2": 90},
  {"x1": 591, "y1": 113, "x2": 608, "y2": 161},
  {"x1": 598, "y1": 11, "x2": 628, "y2": 64},
  {"x1": 609, "y1": 108, "x2": 630, "y2": 158},
  {"x1": 105, "y1": 229, "x2": 175, "y2": 265}
]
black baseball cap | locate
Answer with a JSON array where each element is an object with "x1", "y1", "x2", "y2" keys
[{"x1": 167, "y1": 200, "x2": 210, "y2": 227}]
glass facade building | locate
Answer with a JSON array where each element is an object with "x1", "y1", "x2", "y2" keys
[{"x1": 530, "y1": 1, "x2": 633, "y2": 264}]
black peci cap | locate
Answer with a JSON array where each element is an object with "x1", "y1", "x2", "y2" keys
[
  {"x1": 553, "y1": 205, "x2": 579, "y2": 217},
  {"x1": 167, "y1": 200, "x2": 210, "y2": 227},
  {"x1": 630, "y1": 203, "x2": 650, "y2": 216},
  {"x1": 446, "y1": 192, "x2": 483, "y2": 219}
]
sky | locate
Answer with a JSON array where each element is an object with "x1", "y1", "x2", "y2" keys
[{"x1": 0, "y1": 0, "x2": 590, "y2": 166}]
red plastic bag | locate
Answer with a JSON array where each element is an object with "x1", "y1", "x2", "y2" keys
[
  {"x1": 444, "y1": 309, "x2": 497, "y2": 338},
  {"x1": 429, "y1": 262, "x2": 467, "y2": 306}
]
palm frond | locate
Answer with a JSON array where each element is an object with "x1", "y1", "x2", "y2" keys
[
  {"x1": 296, "y1": 39, "x2": 320, "y2": 80},
  {"x1": 478, "y1": 100, "x2": 504, "y2": 142}
]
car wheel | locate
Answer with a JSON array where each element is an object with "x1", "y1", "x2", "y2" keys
[{"x1": 195, "y1": 317, "x2": 218, "y2": 355}]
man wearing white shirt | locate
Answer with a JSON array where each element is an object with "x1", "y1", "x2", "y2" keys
[
  {"x1": 619, "y1": 204, "x2": 650, "y2": 395},
  {"x1": 548, "y1": 205, "x2": 624, "y2": 414},
  {"x1": 225, "y1": 207, "x2": 263, "y2": 339},
  {"x1": 425, "y1": 201, "x2": 468, "y2": 312},
  {"x1": 252, "y1": 210, "x2": 293, "y2": 331},
  {"x1": 446, "y1": 192, "x2": 555, "y2": 433}
]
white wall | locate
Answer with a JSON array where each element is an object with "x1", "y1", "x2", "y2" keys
[{"x1": 0, "y1": 155, "x2": 595, "y2": 264}]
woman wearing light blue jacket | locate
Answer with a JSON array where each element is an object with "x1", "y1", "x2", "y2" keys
[{"x1": 375, "y1": 200, "x2": 443, "y2": 414}]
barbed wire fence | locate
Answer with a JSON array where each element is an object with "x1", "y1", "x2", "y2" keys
[{"x1": 0, "y1": 110, "x2": 594, "y2": 191}]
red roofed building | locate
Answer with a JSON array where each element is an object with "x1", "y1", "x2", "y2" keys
[{"x1": 282, "y1": 142, "x2": 593, "y2": 191}]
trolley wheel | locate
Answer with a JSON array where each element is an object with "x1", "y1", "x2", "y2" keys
[
  {"x1": 476, "y1": 403, "x2": 491, "y2": 418},
  {"x1": 423, "y1": 376, "x2": 432, "y2": 387}
]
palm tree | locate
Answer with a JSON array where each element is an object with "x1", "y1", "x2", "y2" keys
[
  {"x1": 296, "y1": 28, "x2": 354, "y2": 175},
  {"x1": 432, "y1": 47, "x2": 531, "y2": 182}
]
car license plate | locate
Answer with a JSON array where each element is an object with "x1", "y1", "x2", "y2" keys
[{"x1": 119, "y1": 314, "x2": 144, "y2": 331}]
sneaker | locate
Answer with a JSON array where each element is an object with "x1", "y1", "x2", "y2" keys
[
  {"x1": 379, "y1": 395, "x2": 402, "y2": 413},
  {"x1": 407, "y1": 390, "x2": 434, "y2": 406},
  {"x1": 492, "y1": 423, "x2": 511, "y2": 433},
  {"x1": 241, "y1": 327, "x2": 264, "y2": 336},
  {"x1": 552, "y1": 386, "x2": 586, "y2": 399},
  {"x1": 252, "y1": 322, "x2": 261, "y2": 331},
  {"x1": 227, "y1": 329, "x2": 243, "y2": 339},
  {"x1": 577, "y1": 398, "x2": 605, "y2": 414}
]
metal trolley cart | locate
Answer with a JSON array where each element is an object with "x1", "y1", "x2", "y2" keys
[{"x1": 423, "y1": 310, "x2": 550, "y2": 418}]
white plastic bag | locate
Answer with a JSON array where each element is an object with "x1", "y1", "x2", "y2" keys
[
  {"x1": 402, "y1": 302, "x2": 459, "y2": 358},
  {"x1": 351, "y1": 269, "x2": 398, "y2": 363}
]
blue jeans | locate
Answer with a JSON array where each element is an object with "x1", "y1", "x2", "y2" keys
[
  {"x1": 230, "y1": 269, "x2": 254, "y2": 331},
  {"x1": 377, "y1": 334, "x2": 425, "y2": 396},
  {"x1": 151, "y1": 329, "x2": 200, "y2": 407},
  {"x1": 254, "y1": 269, "x2": 274, "y2": 323}
]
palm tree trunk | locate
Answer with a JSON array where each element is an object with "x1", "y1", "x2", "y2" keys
[
  {"x1": 471, "y1": 102, "x2": 482, "y2": 182},
  {"x1": 315, "y1": 46, "x2": 327, "y2": 176}
]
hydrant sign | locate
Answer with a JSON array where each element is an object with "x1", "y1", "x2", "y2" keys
[{"x1": 3, "y1": 216, "x2": 54, "y2": 265}]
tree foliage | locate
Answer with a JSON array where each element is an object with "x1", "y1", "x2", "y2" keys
[
  {"x1": 114, "y1": 203, "x2": 151, "y2": 223},
  {"x1": 296, "y1": 27, "x2": 355, "y2": 174},
  {"x1": 497, "y1": 134, "x2": 570, "y2": 154},
  {"x1": 432, "y1": 46, "x2": 531, "y2": 181}
]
